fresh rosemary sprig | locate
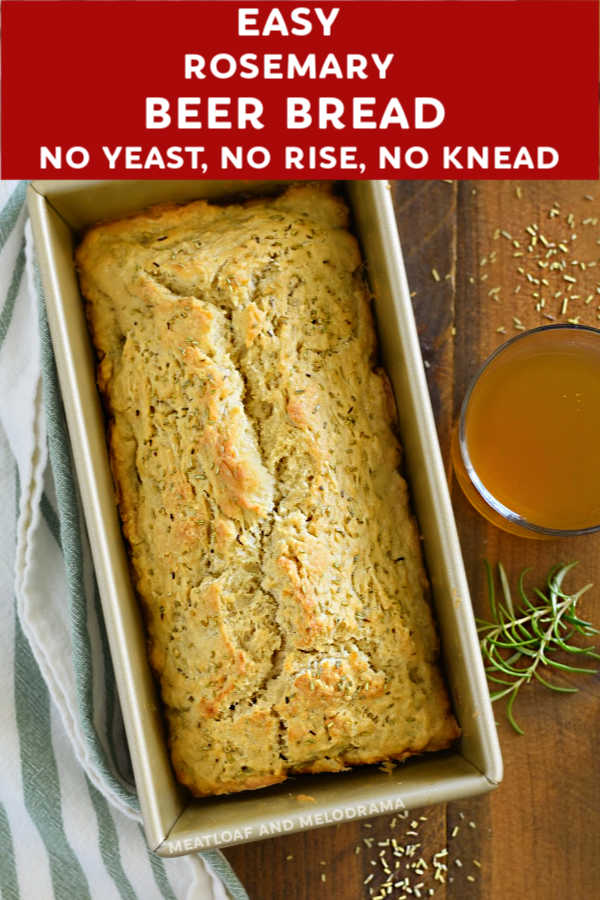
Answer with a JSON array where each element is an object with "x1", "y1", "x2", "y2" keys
[{"x1": 477, "y1": 561, "x2": 600, "y2": 734}]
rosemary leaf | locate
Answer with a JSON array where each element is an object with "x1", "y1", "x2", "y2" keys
[{"x1": 478, "y1": 561, "x2": 598, "y2": 734}]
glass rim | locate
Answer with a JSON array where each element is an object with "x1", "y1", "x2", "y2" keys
[{"x1": 458, "y1": 323, "x2": 600, "y2": 537}]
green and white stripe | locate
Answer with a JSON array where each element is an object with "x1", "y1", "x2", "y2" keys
[{"x1": 0, "y1": 181, "x2": 249, "y2": 900}]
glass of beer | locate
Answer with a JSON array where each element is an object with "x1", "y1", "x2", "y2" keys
[{"x1": 452, "y1": 324, "x2": 600, "y2": 538}]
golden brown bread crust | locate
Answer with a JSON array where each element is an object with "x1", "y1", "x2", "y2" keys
[{"x1": 76, "y1": 185, "x2": 459, "y2": 797}]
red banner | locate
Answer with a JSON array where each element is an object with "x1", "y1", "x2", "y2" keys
[{"x1": 1, "y1": 0, "x2": 598, "y2": 179}]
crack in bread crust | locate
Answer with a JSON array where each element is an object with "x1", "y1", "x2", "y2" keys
[{"x1": 76, "y1": 185, "x2": 460, "y2": 797}]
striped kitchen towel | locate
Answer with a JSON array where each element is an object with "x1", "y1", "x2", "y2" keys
[{"x1": 0, "y1": 181, "x2": 249, "y2": 900}]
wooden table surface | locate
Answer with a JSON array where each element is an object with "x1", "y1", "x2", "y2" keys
[{"x1": 224, "y1": 181, "x2": 600, "y2": 900}]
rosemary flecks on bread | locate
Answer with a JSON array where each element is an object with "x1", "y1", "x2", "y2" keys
[{"x1": 76, "y1": 185, "x2": 459, "y2": 797}]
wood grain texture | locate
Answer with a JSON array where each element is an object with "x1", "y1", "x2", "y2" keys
[{"x1": 225, "y1": 181, "x2": 600, "y2": 899}]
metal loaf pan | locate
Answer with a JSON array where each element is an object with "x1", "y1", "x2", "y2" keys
[{"x1": 27, "y1": 179, "x2": 502, "y2": 856}]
